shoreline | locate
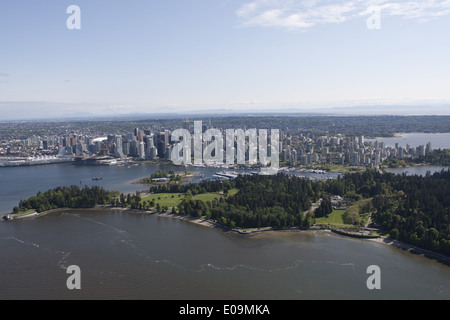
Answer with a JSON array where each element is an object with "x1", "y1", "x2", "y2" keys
[
  {"x1": 367, "y1": 236, "x2": 450, "y2": 267},
  {"x1": 4, "y1": 205, "x2": 450, "y2": 267}
]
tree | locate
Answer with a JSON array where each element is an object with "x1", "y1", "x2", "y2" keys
[
  {"x1": 315, "y1": 197, "x2": 332, "y2": 218},
  {"x1": 185, "y1": 190, "x2": 193, "y2": 202},
  {"x1": 390, "y1": 228, "x2": 399, "y2": 240}
]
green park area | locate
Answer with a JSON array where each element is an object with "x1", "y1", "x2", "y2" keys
[
  {"x1": 227, "y1": 188, "x2": 239, "y2": 197},
  {"x1": 140, "y1": 193, "x2": 185, "y2": 208},
  {"x1": 14, "y1": 208, "x2": 37, "y2": 215},
  {"x1": 314, "y1": 198, "x2": 373, "y2": 229},
  {"x1": 139, "y1": 188, "x2": 240, "y2": 211},
  {"x1": 193, "y1": 193, "x2": 220, "y2": 202},
  {"x1": 315, "y1": 209, "x2": 347, "y2": 226}
]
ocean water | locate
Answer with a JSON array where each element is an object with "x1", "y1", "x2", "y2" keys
[
  {"x1": 366, "y1": 132, "x2": 450, "y2": 149},
  {"x1": 1, "y1": 209, "x2": 449, "y2": 300},
  {"x1": 1, "y1": 162, "x2": 449, "y2": 300}
]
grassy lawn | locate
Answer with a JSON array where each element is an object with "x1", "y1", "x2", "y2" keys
[
  {"x1": 194, "y1": 193, "x2": 220, "y2": 202},
  {"x1": 141, "y1": 193, "x2": 185, "y2": 208},
  {"x1": 15, "y1": 208, "x2": 37, "y2": 215},
  {"x1": 193, "y1": 188, "x2": 239, "y2": 202},
  {"x1": 140, "y1": 188, "x2": 240, "y2": 210},
  {"x1": 315, "y1": 198, "x2": 373, "y2": 228},
  {"x1": 315, "y1": 209, "x2": 346, "y2": 225}
]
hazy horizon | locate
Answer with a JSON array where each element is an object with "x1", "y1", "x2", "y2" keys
[
  {"x1": 1, "y1": 1, "x2": 450, "y2": 120},
  {"x1": 0, "y1": 101, "x2": 450, "y2": 121}
]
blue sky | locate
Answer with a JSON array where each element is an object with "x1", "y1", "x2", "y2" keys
[{"x1": 1, "y1": 0, "x2": 450, "y2": 119}]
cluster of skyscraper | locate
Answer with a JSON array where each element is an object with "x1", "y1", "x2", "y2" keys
[
  {"x1": 1, "y1": 126, "x2": 435, "y2": 169},
  {"x1": 114, "y1": 128, "x2": 171, "y2": 160},
  {"x1": 278, "y1": 134, "x2": 433, "y2": 167}
]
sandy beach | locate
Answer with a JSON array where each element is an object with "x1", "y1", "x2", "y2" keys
[{"x1": 367, "y1": 236, "x2": 450, "y2": 266}]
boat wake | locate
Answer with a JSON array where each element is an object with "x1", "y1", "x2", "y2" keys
[
  {"x1": 4, "y1": 236, "x2": 72, "y2": 270},
  {"x1": 4, "y1": 236, "x2": 40, "y2": 249}
]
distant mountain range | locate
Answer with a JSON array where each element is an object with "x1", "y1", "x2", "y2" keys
[{"x1": 1, "y1": 101, "x2": 449, "y2": 121}]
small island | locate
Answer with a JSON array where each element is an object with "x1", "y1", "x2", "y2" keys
[{"x1": 133, "y1": 170, "x2": 197, "y2": 186}]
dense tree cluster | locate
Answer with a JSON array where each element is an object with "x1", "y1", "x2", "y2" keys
[
  {"x1": 370, "y1": 170, "x2": 450, "y2": 256},
  {"x1": 113, "y1": 193, "x2": 144, "y2": 210},
  {"x1": 314, "y1": 197, "x2": 333, "y2": 218},
  {"x1": 149, "y1": 178, "x2": 231, "y2": 195},
  {"x1": 177, "y1": 169, "x2": 450, "y2": 256},
  {"x1": 320, "y1": 168, "x2": 450, "y2": 255},
  {"x1": 175, "y1": 174, "x2": 319, "y2": 229},
  {"x1": 14, "y1": 186, "x2": 112, "y2": 213}
]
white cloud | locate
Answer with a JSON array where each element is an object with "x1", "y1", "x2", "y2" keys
[{"x1": 236, "y1": 0, "x2": 450, "y2": 30}]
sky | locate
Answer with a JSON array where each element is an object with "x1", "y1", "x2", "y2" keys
[{"x1": 1, "y1": 0, "x2": 450, "y2": 120}]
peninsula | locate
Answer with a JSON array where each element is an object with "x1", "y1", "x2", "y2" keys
[{"x1": 4, "y1": 168, "x2": 450, "y2": 262}]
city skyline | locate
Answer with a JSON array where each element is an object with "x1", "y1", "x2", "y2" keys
[{"x1": 1, "y1": 0, "x2": 450, "y2": 120}]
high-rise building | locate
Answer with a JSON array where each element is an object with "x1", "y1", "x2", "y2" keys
[
  {"x1": 148, "y1": 146, "x2": 158, "y2": 160},
  {"x1": 426, "y1": 142, "x2": 432, "y2": 155},
  {"x1": 289, "y1": 148, "x2": 297, "y2": 166},
  {"x1": 352, "y1": 152, "x2": 359, "y2": 166},
  {"x1": 138, "y1": 142, "x2": 146, "y2": 159},
  {"x1": 63, "y1": 137, "x2": 71, "y2": 147},
  {"x1": 122, "y1": 141, "x2": 130, "y2": 156},
  {"x1": 114, "y1": 135, "x2": 125, "y2": 158},
  {"x1": 418, "y1": 145, "x2": 426, "y2": 157},
  {"x1": 165, "y1": 146, "x2": 171, "y2": 160},
  {"x1": 71, "y1": 135, "x2": 78, "y2": 146},
  {"x1": 310, "y1": 153, "x2": 319, "y2": 163},
  {"x1": 306, "y1": 143, "x2": 314, "y2": 153},
  {"x1": 95, "y1": 141, "x2": 102, "y2": 153},
  {"x1": 300, "y1": 155, "x2": 308, "y2": 165},
  {"x1": 317, "y1": 138, "x2": 324, "y2": 148},
  {"x1": 127, "y1": 132, "x2": 136, "y2": 141},
  {"x1": 144, "y1": 135, "x2": 154, "y2": 158},
  {"x1": 145, "y1": 135, "x2": 154, "y2": 148},
  {"x1": 129, "y1": 140, "x2": 138, "y2": 157},
  {"x1": 74, "y1": 144, "x2": 83, "y2": 156},
  {"x1": 281, "y1": 149, "x2": 288, "y2": 162},
  {"x1": 137, "y1": 130, "x2": 144, "y2": 142},
  {"x1": 156, "y1": 130, "x2": 170, "y2": 159}
]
